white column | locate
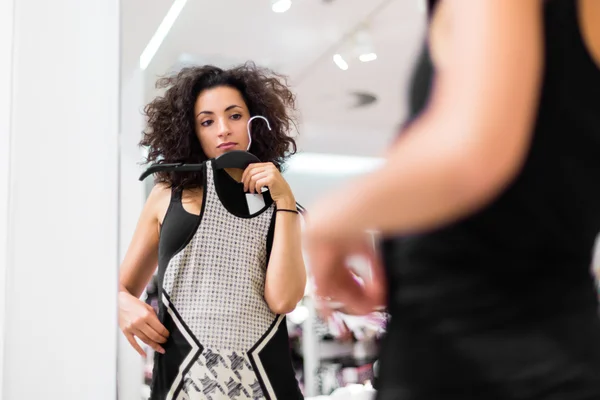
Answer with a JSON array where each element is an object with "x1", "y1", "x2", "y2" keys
[
  {"x1": 118, "y1": 67, "x2": 148, "y2": 400},
  {"x1": 2, "y1": 0, "x2": 119, "y2": 399},
  {"x1": 119, "y1": 67, "x2": 149, "y2": 260},
  {"x1": 0, "y1": 0, "x2": 16, "y2": 396}
]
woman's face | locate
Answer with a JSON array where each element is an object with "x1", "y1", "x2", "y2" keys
[{"x1": 194, "y1": 86, "x2": 251, "y2": 159}]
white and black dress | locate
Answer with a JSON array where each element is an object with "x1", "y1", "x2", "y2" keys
[{"x1": 150, "y1": 160, "x2": 303, "y2": 400}]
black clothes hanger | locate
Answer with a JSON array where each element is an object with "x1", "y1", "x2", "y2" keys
[
  {"x1": 139, "y1": 116, "x2": 272, "y2": 182},
  {"x1": 138, "y1": 150, "x2": 261, "y2": 182},
  {"x1": 138, "y1": 152, "x2": 308, "y2": 216},
  {"x1": 138, "y1": 162, "x2": 204, "y2": 181},
  {"x1": 212, "y1": 150, "x2": 260, "y2": 170}
]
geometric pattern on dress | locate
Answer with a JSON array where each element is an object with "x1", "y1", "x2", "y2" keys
[
  {"x1": 180, "y1": 349, "x2": 265, "y2": 400},
  {"x1": 163, "y1": 160, "x2": 281, "y2": 399},
  {"x1": 161, "y1": 293, "x2": 203, "y2": 400}
]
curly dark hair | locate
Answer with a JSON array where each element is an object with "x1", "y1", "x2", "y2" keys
[{"x1": 140, "y1": 62, "x2": 298, "y2": 191}]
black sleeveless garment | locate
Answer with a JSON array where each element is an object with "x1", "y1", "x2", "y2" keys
[
  {"x1": 377, "y1": 1, "x2": 600, "y2": 399},
  {"x1": 150, "y1": 163, "x2": 303, "y2": 400}
]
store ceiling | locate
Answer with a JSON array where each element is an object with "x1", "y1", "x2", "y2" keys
[
  {"x1": 122, "y1": 0, "x2": 427, "y2": 157},
  {"x1": 121, "y1": 0, "x2": 427, "y2": 204}
]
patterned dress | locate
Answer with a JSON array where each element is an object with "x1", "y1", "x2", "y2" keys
[{"x1": 150, "y1": 161, "x2": 302, "y2": 400}]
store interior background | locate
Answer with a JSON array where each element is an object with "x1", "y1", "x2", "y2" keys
[{"x1": 118, "y1": 0, "x2": 428, "y2": 398}]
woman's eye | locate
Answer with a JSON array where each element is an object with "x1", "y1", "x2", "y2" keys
[
  {"x1": 231, "y1": 114, "x2": 242, "y2": 120},
  {"x1": 201, "y1": 120, "x2": 213, "y2": 127}
]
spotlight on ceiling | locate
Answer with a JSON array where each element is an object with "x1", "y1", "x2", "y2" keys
[
  {"x1": 359, "y1": 52, "x2": 378, "y2": 62},
  {"x1": 353, "y1": 28, "x2": 378, "y2": 63},
  {"x1": 333, "y1": 54, "x2": 349, "y2": 70},
  {"x1": 272, "y1": 0, "x2": 292, "y2": 13}
]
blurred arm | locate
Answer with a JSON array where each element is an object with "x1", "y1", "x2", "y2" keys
[{"x1": 312, "y1": 0, "x2": 544, "y2": 238}]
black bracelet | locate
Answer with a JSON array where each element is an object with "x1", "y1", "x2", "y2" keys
[{"x1": 276, "y1": 208, "x2": 299, "y2": 214}]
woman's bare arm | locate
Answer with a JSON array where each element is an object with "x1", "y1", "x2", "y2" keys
[
  {"x1": 119, "y1": 184, "x2": 170, "y2": 297},
  {"x1": 264, "y1": 203, "x2": 307, "y2": 315}
]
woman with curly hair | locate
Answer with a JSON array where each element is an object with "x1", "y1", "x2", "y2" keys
[{"x1": 118, "y1": 63, "x2": 306, "y2": 399}]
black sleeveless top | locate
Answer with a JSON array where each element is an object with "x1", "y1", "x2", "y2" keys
[{"x1": 378, "y1": 1, "x2": 600, "y2": 399}]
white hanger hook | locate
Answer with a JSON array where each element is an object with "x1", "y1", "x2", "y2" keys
[{"x1": 246, "y1": 115, "x2": 272, "y2": 151}]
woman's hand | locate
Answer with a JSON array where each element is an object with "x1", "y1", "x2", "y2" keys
[
  {"x1": 242, "y1": 162, "x2": 295, "y2": 207},
  {"x1": 118, "y1": 290, "x2": 169, "y2": 357},
  {"x1": 304, "y1": 213, "x2": 387, "y2": 316}
]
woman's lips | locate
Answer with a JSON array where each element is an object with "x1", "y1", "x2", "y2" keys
[{"x1": 218, "y1": 142, "x2": 237, "y2": 150}]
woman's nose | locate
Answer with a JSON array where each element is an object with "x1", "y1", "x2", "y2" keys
[{"x1": 217, "y1": 118, "x2": 231, "y2": 137}]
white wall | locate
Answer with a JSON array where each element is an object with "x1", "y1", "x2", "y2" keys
[
  {"x1": 119, "y1": 68, "x2": 148, "y2": 264},
  {"x1": 0, "y1": 0, "x2": 16, "y2": 395},
  {"x1": 2, "y1": 0, "x2": 119, "y2": 398},
  {"x1": 118, "y1": 66, "x2": 147, "y2": 400},
  {"x1": 284, "y1": 172, "x2": 360, "y2": 209}
]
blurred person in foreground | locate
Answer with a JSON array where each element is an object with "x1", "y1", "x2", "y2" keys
[{"x1": 304, "y1": 1, "x2": 600, "y2": 399}]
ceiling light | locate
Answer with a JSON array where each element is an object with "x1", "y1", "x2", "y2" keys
[
  {"x1": 353, "y1": 28, "x2": 378, "y2": 63},
  {"x1": 272, "y1": 0, "x2": 292, "y2": 13},
  {"x1": 333, "y1": 54, "x2": 349, "y2": 71},
  {"x1": 359, "y1": 52, "x2": 378, "y2": 62},
  {"x1": 140, "y1": 0, "x2": 189, "y2": 70}
]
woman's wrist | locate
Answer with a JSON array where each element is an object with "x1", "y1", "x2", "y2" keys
[{"x1": 275, "y1": 196, "x2": 296, "y2": 210}]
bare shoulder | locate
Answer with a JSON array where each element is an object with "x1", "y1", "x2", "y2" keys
[
  {"x1": 147, "y1": 183, "x2": 172, "y2": 224},
  {"x1": 149, "y1": 182, "x2": 171, "y2": 197}
]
